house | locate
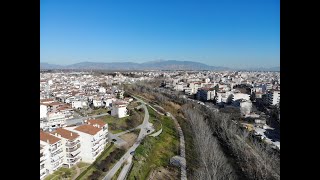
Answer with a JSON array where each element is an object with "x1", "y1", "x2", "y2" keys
[
  {"x1": 51, "y1": 128, "x2": 81, "y2": 168},
  {"x1": 111, "y1": 101, "x2": 128, "y2": 118},
  {"x1": 65, "y1": 119, "x2": 108, "y2": 163},
  {"x1": 40, "y1": 131, "x2": 64, "y2": 176}
]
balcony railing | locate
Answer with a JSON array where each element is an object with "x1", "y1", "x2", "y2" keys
[
  {"x1": 67, "y1": 156, "x2": 81, "y2": 164},
  {"x1": 65, "y1": 140, "x2": 80, "y2": 147},
  {"x1": 51, "y1": 149, "x2": 63, "y2": 157},
  {"x1": 66, "y1": 145, "x2": 80, "y2": 152},
  {"x1": 51, "y1": 155, "x2": 63, "y2": 163}
]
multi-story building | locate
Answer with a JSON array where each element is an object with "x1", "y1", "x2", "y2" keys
[
  {"x1": 267, "y1": 90, "x2": 280, "y2": 106},
  {"x1": 111, "y1": 102, "x2": 128, "y2": 118},
  {"x1": 40, "y1": 131, "x2": 64, "y2": 175},
  {"x1": 40, "y1": 144, "x2": 49, "y2": 179},
  {"x1": 65, "y1": 119, "x2": 108, "y2": 163},
  {"x1": 51, "y1": 128, "x2": 81, "y2": 168},
  {"x1": 196, "y1": 88, "x2": 215, "y2": 101}
]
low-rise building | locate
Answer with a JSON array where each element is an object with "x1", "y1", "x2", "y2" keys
[{"x1": 111, "y1": 101, "x2": 128, "y2": 118}]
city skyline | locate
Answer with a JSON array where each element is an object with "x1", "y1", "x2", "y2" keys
[{"x1": 41, "y1": 0, "x2": 279, "y2": 69}]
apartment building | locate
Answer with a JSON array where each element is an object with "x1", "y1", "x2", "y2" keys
[
  {"x1": 40, "y1": 131, "x2": 64, "y2": 176},
  {"x1": 111, "y1": 101, "x2": 128, "y2": 118},
  {"x1": 267, "y1": 90, "x2": 280, "y2": 106},
  {"x1": 40, "y1": 144, "x2": 49, "y2": 179},
  {"x1": 51, "y1": 128, "x2": 81, "y2": 168},
  {"x1": 65, "y1": 119, "x2": 108, "y2": 163},
  {"x1": 196, "y1": 88, "x2": 215, "y2": 101}
]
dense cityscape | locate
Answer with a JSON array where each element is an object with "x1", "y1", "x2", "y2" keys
[
  {"x1": 40, "y1": 0, "x2": 279, "y2": 179},
  {"x1": 40, "y1": 70, "x2": 280, "y2": 180}
]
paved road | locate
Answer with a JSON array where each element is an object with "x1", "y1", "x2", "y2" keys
[
  {"x1": 166, "y1": 113, "x2": 187, "y2": 180},
  {"x1": 65, "y1": 113, "x2": 109, "y2": 126},
  {"x1": 117, "y1": 156, "x2": 133, "y2": 180},
  {"x1": 132, "y1": 93, "x2": 187, "y2": 180},
  {"x1": 103, "y1": 98, "x2": 153, "y2": 180},
  {"x1": 108, "y1": 133, "x2": 128, "y2": 147}
]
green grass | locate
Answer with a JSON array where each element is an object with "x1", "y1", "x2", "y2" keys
[
  {"x1": 148, "y1": 107, "x2": 162, "y2": 132},
  {"x1": 100, "y1": 115, "x2": 130, "y2": 133},
  {"x1": 76, "y1": 144, "x2": 115, "y2": 180},
  {"x1": 127, "y1": 114, "x2": 180, "y2": 180},
  {"x1": 44, "y1": 167, "x2": 76, "y2": 180},
  {"x1": 176, "y1": 116, "x2": 199, "y2": 178},
  {"x1": 101, "y1": 112, "x2": 143, "y2": 134},
  {"x1": 88, "y1": 108, "x2": 110, "y2": 116},
  {"x1": 111, "y1": 164, "x2": 125, "y2": 180}
]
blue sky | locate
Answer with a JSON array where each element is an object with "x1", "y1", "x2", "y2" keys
[{"x1": 40, "y1": 0, "x2": 279, "y2": 68}]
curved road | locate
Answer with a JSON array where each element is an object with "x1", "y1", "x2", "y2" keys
[
  {"x1": 132, "y1": 94, "x2": 187, "y2": 180},
  {"x1": 103, "y1": 99, "x2": 153, "y2": 180}
]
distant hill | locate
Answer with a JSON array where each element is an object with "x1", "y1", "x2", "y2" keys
[
  {"x1": 246, "y1": 66, "x2": 280, "y2": 72},
  {"x1": 40, "y1": 60, "x2": 229, "y2": 71},
  {"x1": 40, "y1": 60, "x2": 279, "y2": 71},
  {"x1": 40, "y1": 63, "x2": 63, "y2": 69}
]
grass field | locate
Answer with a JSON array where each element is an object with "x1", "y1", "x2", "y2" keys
[
  {"x1": 75, "y1": 144, "x2": 115, "y2": 180},
  {"x1": 127, "y1": 114, "x2": 180, "y2": 180},
  {"x1": 44, "y1": 167, "x2": 77, "y2": 180},
  {"x1": 88, "y1": 108, "x2": 110, "y2": 116},
  {"x1": 148, "y1": 107, "x2": 162, "y2": 132}
]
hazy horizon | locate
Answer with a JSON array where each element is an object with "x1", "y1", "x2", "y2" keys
[{"x1": 40, "y1": 0, "x2": 280, "y2": 69}]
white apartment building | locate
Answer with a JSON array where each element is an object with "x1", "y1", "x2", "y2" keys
[
  {"x1": 40, "y1": 131, "x2": 64, "y2": 176},
  {"x1": 197, "y1": 88, "x2": 215, "y2": 101},
  {"x1": 51, "y1": 128, "x2": 82, "y2": 168},
  {"x1": 267, "y1": 90, "x2": 280, "y2": 106},
  {"x1": 93, "y1": 99, "x2": 104, "y2": 108},
  {"x1": 72, "y1": 100, "x2": 83, "y2": 109},
  {"x1": 40, "y1": 104, "x2": 47, "y2": 119},
  {"x1": 111, "y1": 102, "x2": 128, "y2": 118},
  {"x1": 40, "y1": 144, "x2": 49, "y2": 179},
  {"x1": 41, "y1": 112, "x2": 66, "y2": 129},
  {"x1": 65, "y1": 119, "x2": 108, "y2": 163},
  {"x1": 232, "y1": 93, "x2": 250, "y2": 102}
]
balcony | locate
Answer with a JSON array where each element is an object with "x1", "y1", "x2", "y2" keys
[
  {"x1": 40, "y1": 155, "x2": 46, "y2": 163},
  {"x1": 40, "y1": 171, "x2": 47, "y2": 179},
  {"x1": 65, "y1": 140, "x2": 80, "y2": 147},
  {"x1": 51, "y1": 155, "x2": 63, "y2": 163},
  {"x1": 67, "y1": 156, "x2": 81, "y2": 164},
  {"x1": 51, "y1": 149, "x2": 63, "y2": 157},
  {"x1": 66, "y1": 144, "x2": 80, "y2": 152}
]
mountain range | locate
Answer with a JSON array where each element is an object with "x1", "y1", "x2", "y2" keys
[{"x1": 40, "y1": 60, "x2": 279, "y2": 71}]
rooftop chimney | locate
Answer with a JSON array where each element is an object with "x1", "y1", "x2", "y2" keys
[{"x1": 70, "y1": 133, "x2": 73, "y2": 136}]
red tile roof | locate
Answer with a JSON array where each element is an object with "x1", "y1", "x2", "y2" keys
[
  {"x1": 40, "y1": 131, "x2": 61, "y2": 144},
  {"x1": 74, "y1": 125, "x2": 101, "y2": 135},
  {"x1": 51, "y1": 128, "x2": 79, "y2": 140},
  {"x1": 86, "y1": 119, "x2": 106, "y2": 128}
]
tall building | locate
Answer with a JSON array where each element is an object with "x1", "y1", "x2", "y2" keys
[{"x1": 267, "y1": 90, "x2": 280, "y2": 106}]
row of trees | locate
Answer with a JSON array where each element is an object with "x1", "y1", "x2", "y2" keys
[
  {"x1": 197, "y1": 103, "x2": 280, "y2": 180},
  {"x1": 182, "y1": 104, "x2": 237, "y2": 180},
  {"x1": 126, "y1": 80, "x2": 280, "y2": 180}
]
